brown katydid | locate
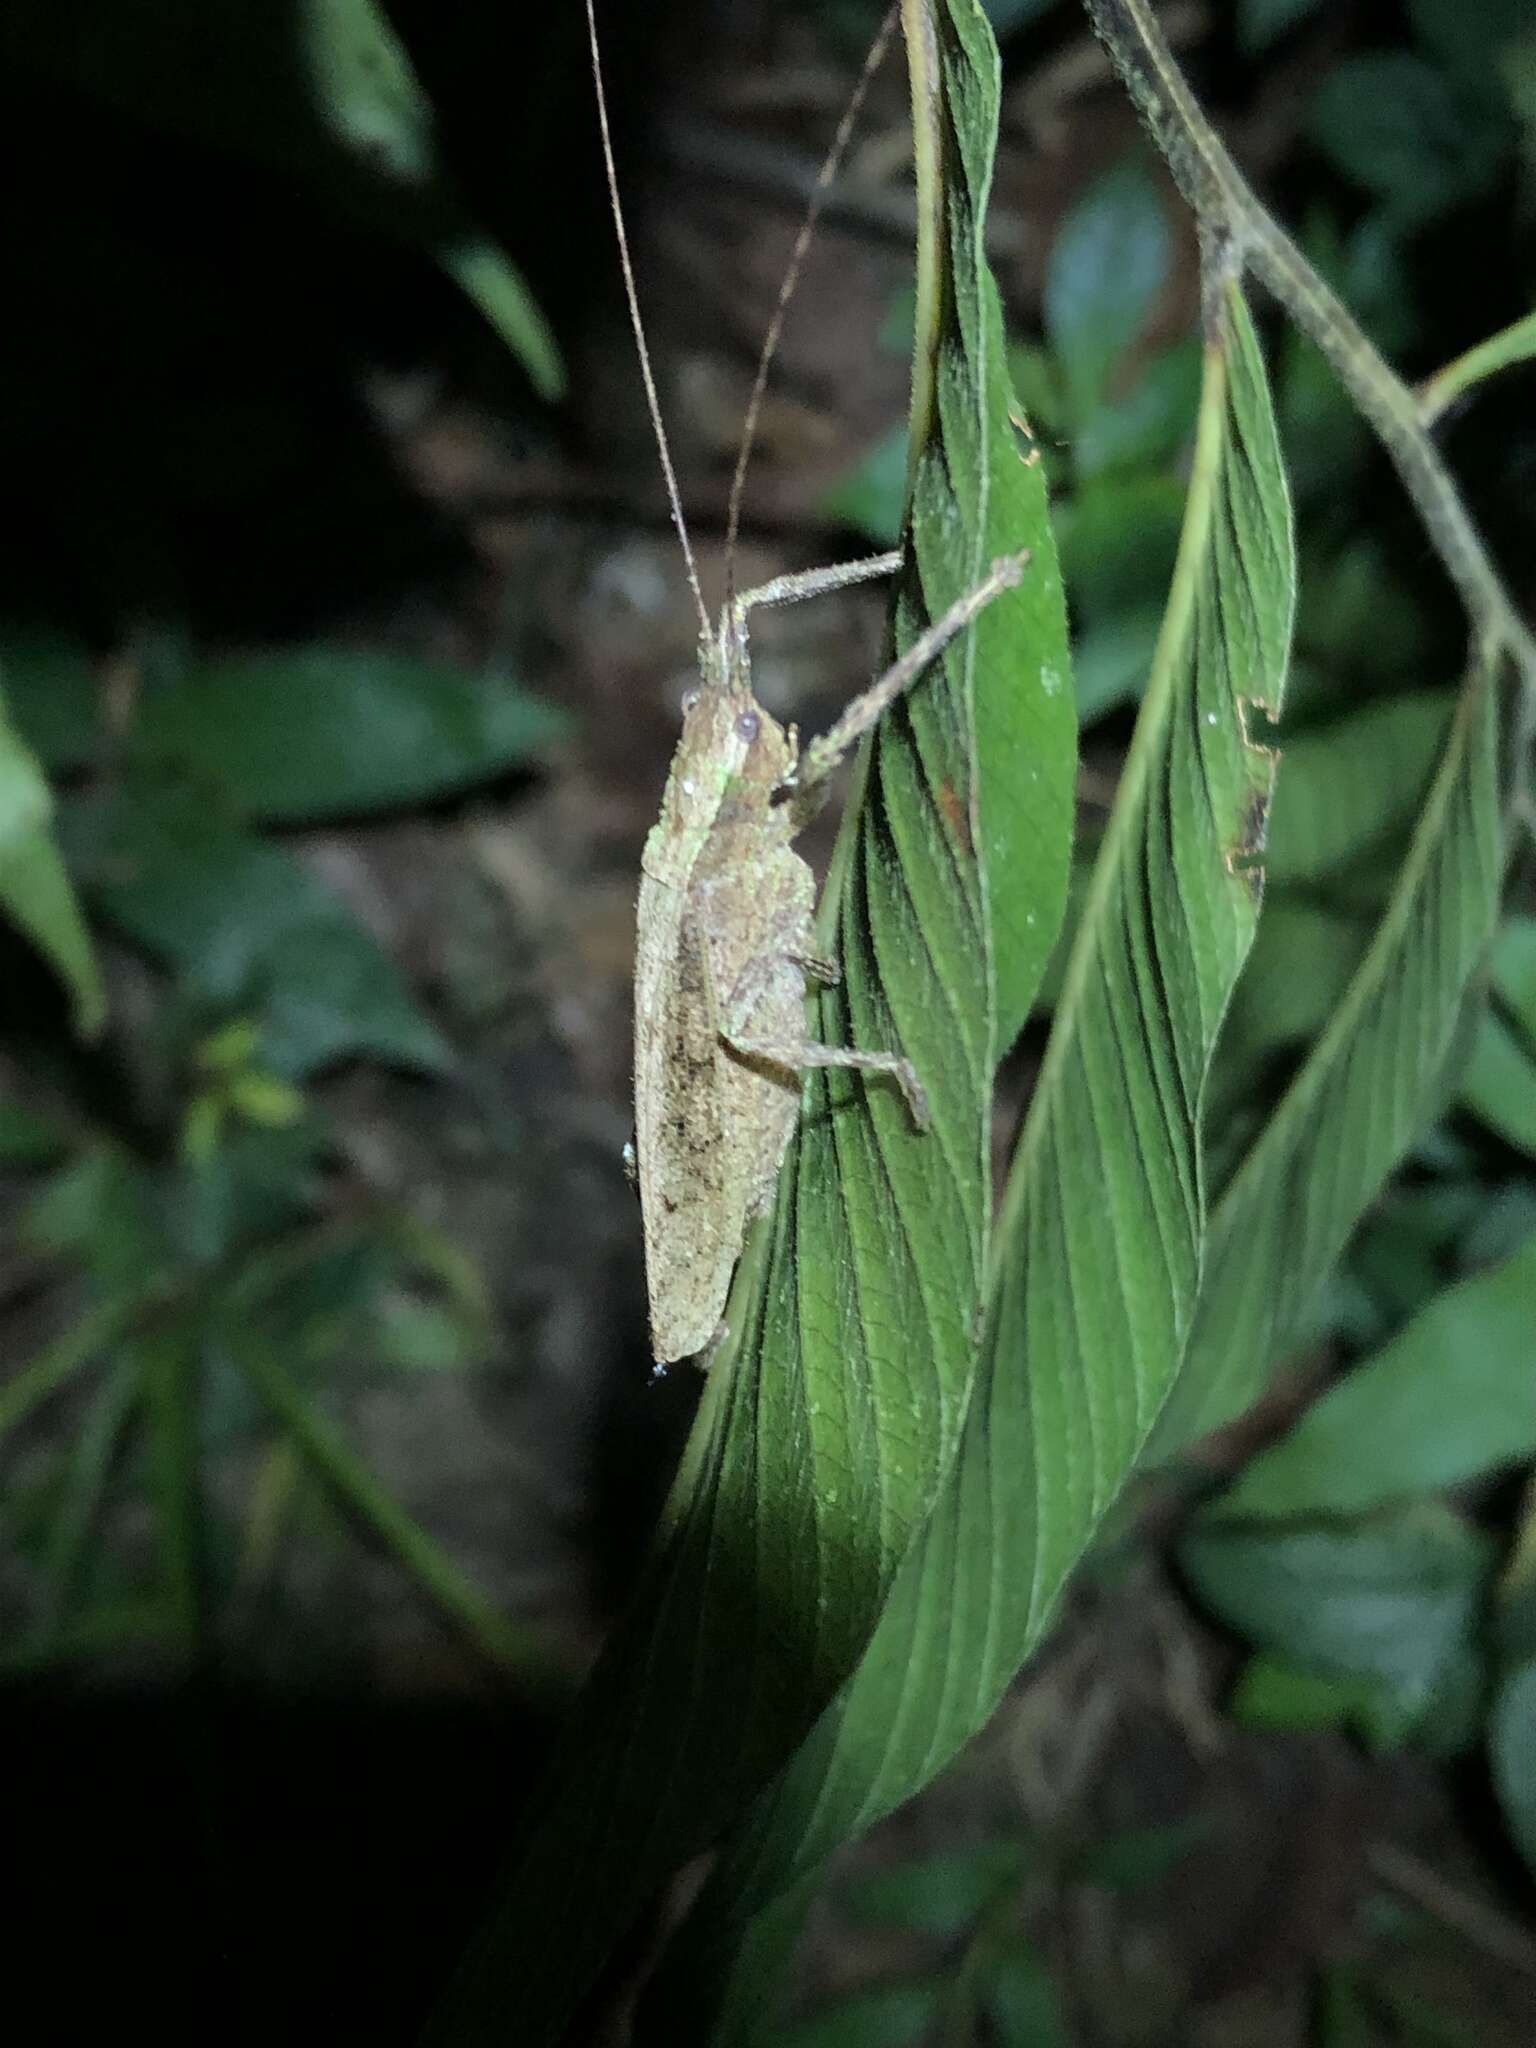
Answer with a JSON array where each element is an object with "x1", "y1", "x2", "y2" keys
[{"x1": 585, "y1": 0, "x2": 1028, "y2": 1367}]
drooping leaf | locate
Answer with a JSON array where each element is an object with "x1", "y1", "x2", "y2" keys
[
  {"x1": 647, "y1": 279, "x2": 1295, "y2": 2042},
  {"x1": 0, "y1": 671, "x2": 104, "y2": 1037},
  {"x1": 1214, "y1": 1233, "x2": 1536, "y2": 1520},
  {"x1": 422, "y1": 8, "x2": 1075, "y2": 2039},
  {"x1": 62, "y1": 780, "x2": 446, "y2": 1076},
  {"x1": 1154, "y1": 644, "x2": 1505, "y2": 1450}
]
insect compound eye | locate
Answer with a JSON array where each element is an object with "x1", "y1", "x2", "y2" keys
[
  {"x1": 681, "y1": 686, "x2": 702, "y2": 713},
  {"x1": 735, "y1": 710, "x2": 761, "y2": 742}
]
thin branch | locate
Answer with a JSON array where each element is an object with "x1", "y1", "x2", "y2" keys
[{"x1": 1079, "y1": 0, "x2": 1536, "y2": 704}]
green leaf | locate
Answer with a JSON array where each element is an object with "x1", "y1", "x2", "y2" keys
[
  {"x1": 0, "y1": 628, "x2": 100, "y2": 773},
  {"x1": 1264, "y1": 692, "x2": 1452, "y2": 885},
  {"x1": 1232, "y1": 1651, "x2": 1389, "y2": 1732},
  {"x1": 649, "y1": 282, "x2": 1295, "y2": 2042},
  {"x1": 1055, "y1": 475, "x2": 1186, "y2": 622},
  {"x1": 126, "y1": 645, "x2": 563, "y2": 823},
  {"x1": 436, "y1": 237, "x2": 565, "y2": 405},
  {"x1": 63, "y1": 779, "x2": 446, "y2": 1076},
  {"x1": 1308, "y1": 55, "x2": 1510, "y2": 228},
  {"x1": 0, "y1": 671, "x2": 105, "y2": 1036},
  {"x1": 1238, "y1": 0, "x2": 1324, "y2": 54},
  {"x1": 780, "y1": 1980, "x2": 943, "y2": 2048},
  {"x1": 0, "y1": 1097, "x2": 71, "y2": 1169},
  {"x1": 1043, "y1": 155, "x2": 1171, "y2": 434},
  {"x1": 1216, "y1": 1234, "x2": 1536, "y2": 1519},
  {"x1": 1155, "y1": 645, "x2": 1505, "y2": 1450},
  {"x1": 820, "y1": 424, "x2": 909, "y2": 549},
  {"x1": 1072, "y1": 1819, "x2": 1204, "y2": 1892},
  {"x1": 986, "y1": 1952, "x2": 1070, "y2": 2048},
  {"x1": 1490, "y1": 915, "x2": 1536, "y2": 1029},
  {"x1": 841, "y1": 1842, "x2": 1029, "y2": 1939},
  {"x1": 1461, "y1": 1011, "x2": 1536, "y2": 1155},
  {"x1": 1208, "y1": 897, "x2": 1367, "y2": 1113},
  {"x1": 1182, "y1": 1503, "x2": 1496, "y2": 1747},
  {"x1": 1073, "y1": 339, "x2": 1201, "y2": 482},
  {"x1": 1409, "y1": 0, "x2": 1535, "y2": 83},
  {"x1": 1489, "y1": 1656, "x2": 1536, "y2": 1874},
  {"x1": 421, "y1": 9, "x2": 1076, "y2": 2041}
]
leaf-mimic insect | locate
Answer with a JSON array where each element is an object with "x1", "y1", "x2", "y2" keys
[{"x1": 586, "y1": 0, "x2": 1028, "y2": 1365}]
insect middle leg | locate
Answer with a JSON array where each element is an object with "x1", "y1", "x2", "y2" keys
[{"x1": 719, "y1": 949, "x2": 930, "y2": 1130}]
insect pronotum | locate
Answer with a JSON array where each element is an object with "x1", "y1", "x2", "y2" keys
[{"x1": 585, "y1": 0, "x2": 1029, "y2": 1367}]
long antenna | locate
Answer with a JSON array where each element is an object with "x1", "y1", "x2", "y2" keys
[
  {"x1": 722, "y1": 3, "x2": 901, "y2": 609},
  {"x1": 585, "y1": 0, "x2": 712, "y2": 642}
]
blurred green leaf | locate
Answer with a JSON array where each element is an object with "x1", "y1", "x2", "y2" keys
[
  {"x1": 1489, "y1": 913, "x2": 1536, "y2": 1026},
  {"x1": 1296, "y1": 538, "x2": 1431, "y2": 688},
  {"x1": 981, "y1": 0, "x2": 1056, "y2": 34},
  {"x1": 1308, "y1": 55, "x2": 1510, "y2": 228},
  {"x1": 841, "y1": 1842, "x2": 1029, "y2": 1939},
  {"x1": 1232, "y1": 1651, "x2": 1389, "y2": 1732},
  {"x1": 1215, "y1": 1234, "x2": 1536, "y2": 1519},
  {"x1": 820, "y1": 424, "x2": 909, "y2": 548},
  {"x1": 1265, "y1": 693, "x2": 1452, "y2": 884},
  {"x1": 1073, "y1": 338, "x2": 1201, "y2": 482},
  {"x1": 1319, "y1": 1964, "x2": 1374, "y2": 2048},
  {"x1": 1182, "y1": 1503, "x2": 1496, "y2": 1746},
  {"x1": 1239, "y1": 0, "x2": 1324, "y2": 54},
  {"x1": 130, "y1": 646, "x2": 563, "y2": 823},
  {"x1": 0, "y1": 629, "x2": 100, "y2": 774},
  {"x1": 63, "y1": 780, "x2": 447, "y2": 1076},
  {"x1": 1070, "y1": 609, "x2": 1161, "y2": 722},
  {"x1": 1460, "y1": 1013, "x2": 1536, "y2": 1157},
  {"x1": 0, "y1": 1097, "x2": 71, "y2": 1168},
  {"x1": 1072, "y1": 1820, "x2": 1204, "y2": 1892},
  {"x1": 1409, "y1": 0, "x2": 1536, "y2": 82},
  {"x1": 1054, "y1": 475, "x2": 1185, "y2": 621},
  {"x1": 986, "y1": 1951, "x2": 1069, "y2": 2048},
  {"x1": 781, "y1": 1980, "x2": 942, "y2": 2048},
  {"x1": 1042, "y1": 155, "x2": 1171, "y2": 431},
  {"x1": 1211, "y1": 898, "x2": 1366, "y2": 1104},
  {"x1": 0, "y1": 672, "x2": 105, "y2": 1036},
  {"x1": 1489, "y1": 1657, "x2": 1536, "y2": 1874},
  {"x1": 436, "y1": 237, "x2": 566, "y2": 404}
]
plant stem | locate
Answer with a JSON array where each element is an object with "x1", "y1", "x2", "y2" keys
[
  {"x1": 1418, "y1": 307, "x2": 1536, "y2": 427},
  {"x1": 1079, "y1": 0, "x2": 1536, "y2": 701}
]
